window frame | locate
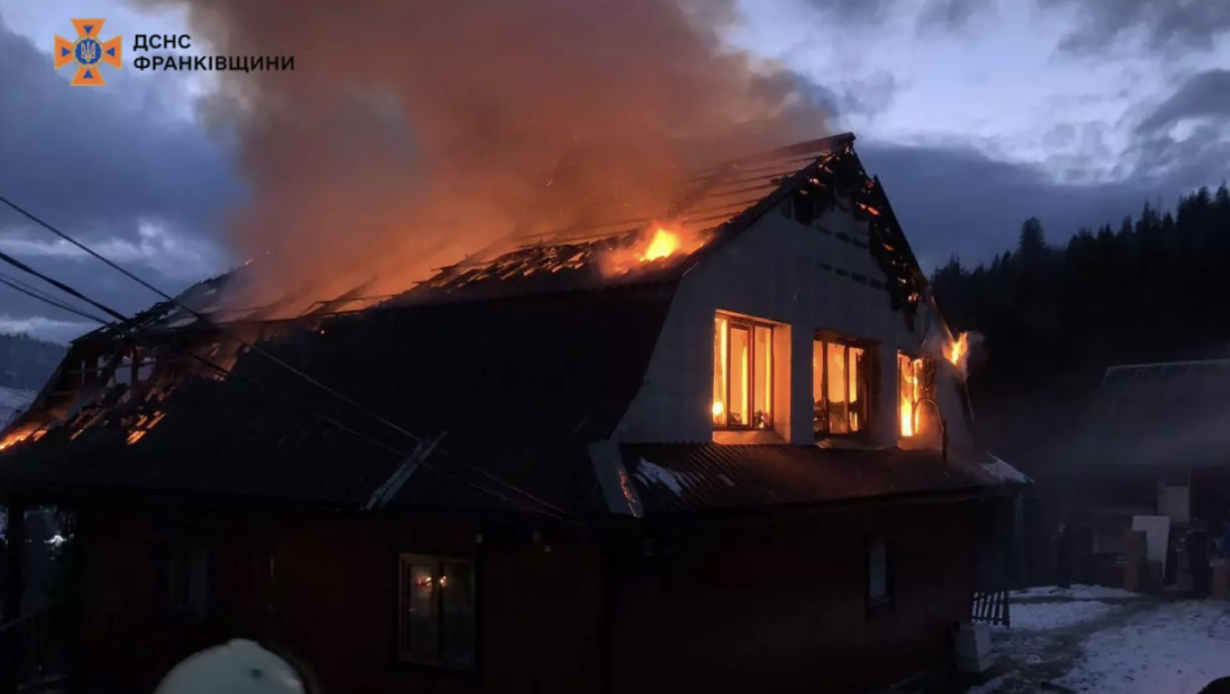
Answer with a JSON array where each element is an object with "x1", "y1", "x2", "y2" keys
[
  {"x1": 161, "y1": 539, "x2": 209, "y2": 622},
  {"x1": 813, "y1": 333, "x2": 875, "y2": 439},
  {"x1": 866, "y1": 535, "x2": 893, "y2": 612},
  {"x1": 712, "y1": 314, "x2": 775, "y2": 431},
  {"x1": 396, "y1": 553, "x2": 477, "y2": 671}
]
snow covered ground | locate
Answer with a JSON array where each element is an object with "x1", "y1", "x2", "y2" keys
[
  {"x1": 0, "y1": 385, "x2": 35, "y2": 429},
  {"x1": 1011, "y1": 584, "x2": 1142, "y2": 602},
  {"x1": 971, "y1": 587, "x2": 1230, "y2": 694}
]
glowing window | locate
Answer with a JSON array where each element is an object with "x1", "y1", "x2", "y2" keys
[
  {"x1": 813, "y1": 337, "x2": 871, "y2": 436},
  {"x1": 898, "y1": 353, "x2": 936, "y2": 437},
  {"x1": 398, "y1": 554, "x2": 475, "y2": 669},
  {"x1": 713, "y1": 315, "x2": 773, "y2": 430}
]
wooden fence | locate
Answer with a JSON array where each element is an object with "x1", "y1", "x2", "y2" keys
[{"x1": 971, "y1": 589, "x2": 1011, "y2": 627}]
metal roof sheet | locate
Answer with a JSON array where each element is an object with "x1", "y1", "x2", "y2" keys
[
  {"x1": 1077, "y1": 359, "x2": 1230, "y2": 469},
  {"x1": 617, "y1": 443, "x2": 1022, "y2": 516}
]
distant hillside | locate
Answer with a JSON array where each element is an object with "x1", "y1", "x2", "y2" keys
[
  {"x1": 0, "y1": 332, "x2": 66, "y2": 391},
  {"x1": 0, "y1": 385, "x2": 35, "y2": 429}
]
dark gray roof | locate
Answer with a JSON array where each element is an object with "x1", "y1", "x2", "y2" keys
[
  {"x1": 1076, "y1": 359, "x2": 1230, "y2": 469},
  {"x1": 602, "y1": 444, "x2": 1025, "y2": 517}
]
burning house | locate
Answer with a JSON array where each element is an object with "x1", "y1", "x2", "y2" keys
[{"x1": 0, "y1": 133, "x2": 1027, "y2": 694}]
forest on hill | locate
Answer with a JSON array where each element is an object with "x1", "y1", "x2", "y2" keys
[
  {"x1": 931, "y1": 183, "x2": 1230, "y2": 470},
  {"x1": 0, "y1": 332, "x2": 65, "y2": 391}
]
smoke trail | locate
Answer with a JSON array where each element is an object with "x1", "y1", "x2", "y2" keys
[{"x1": 140, "y1": 0, "x2": 830, "y2": 309}]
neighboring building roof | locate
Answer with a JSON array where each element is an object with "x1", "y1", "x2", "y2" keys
[
  {"x1": 604, "y1": 444, "x2": 1024, "y2": 517},
  {"x1": 1075, "y1": 359, "x2": 1230, "y2": 470}
]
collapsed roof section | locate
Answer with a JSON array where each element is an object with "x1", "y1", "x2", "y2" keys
[
  {"x1": 0, "y1": 285, "x2": 677, "y2": 513},
  {"x1": 43, "y1": 132, "x2": 930, "y2": 335},
  {"x1": 393, "y1": 132, "x2": 931, "y2": 319}
]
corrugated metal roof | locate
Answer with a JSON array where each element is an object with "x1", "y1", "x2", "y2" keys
[
  {"x1": 618, "y1": 444, "x2": 1021, "y2": 516},
  {"x1": 1077, "y1": 359, "x2": 1230, "y2": 469}
]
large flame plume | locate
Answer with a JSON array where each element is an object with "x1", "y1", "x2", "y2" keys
[
  {"x1": 137, "y1": 0, "x2": 830, "y2": 310},
  {"x1": 599, "y1": 222, "x2": 711, "y2": 276}
]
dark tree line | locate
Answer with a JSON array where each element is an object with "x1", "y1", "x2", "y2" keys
[{"x1": 931, "y1": 183, "x2": 1230, "y2": 402}]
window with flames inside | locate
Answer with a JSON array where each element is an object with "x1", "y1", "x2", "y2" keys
[
  {"x1": 898, "y1": 353, "x2": 937, "y2": 438},
  {"x1": 813, "y1": 337, "x2": 872, "y2": 437},
  {"x1": 712, "y1": 315, "x2": 774, "y2": 430},
  {"x1": 398, "y1": 554, "x2": 476, "y2": 669}
]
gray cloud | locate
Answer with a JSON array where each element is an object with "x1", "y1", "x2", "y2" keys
[
  {"x1": 0, "y1": 21, "x2": 237, "y2": 257},
  {"x1": 1136, "y1": 69, "x2": 1230, "y2": 134},
  {"x1": 799, "y1": 0, "x2": 1229, "y2": 53},
  {"x1": 796, "y1": 0, "x2": 995, "y2": 33},
  {"x1": 1040, "y1": 0, "x2": 1230, "y2": 53},
  {"x1": 859, "y1": 135, "x2": 1228, "y2": 273},
  {"x1": 917, "y1": 0, "x2": 989, "y2": 31},
  {"x1": 0, "y1": 19, "x2": 238, "y2": 340},
  {"x1": 759, "y1": 69, "x2": 900, "y2": 122}
]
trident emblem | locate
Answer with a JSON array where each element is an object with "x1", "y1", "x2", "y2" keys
[{"x1": 54, "y1": 19, "x2": 122, "y2": 86}]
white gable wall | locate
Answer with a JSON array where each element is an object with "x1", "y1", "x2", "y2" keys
[{"x1": 614, "y1": 198, "x2": 975, "y2": 449}]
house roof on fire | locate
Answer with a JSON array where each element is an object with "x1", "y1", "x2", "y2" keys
[
  {"x1": 1073, "y1": 359, "x2": 1230, "y2": 471},
  {"x1": 0, "y1": 133, "x2": 1017, "y2": 518}
]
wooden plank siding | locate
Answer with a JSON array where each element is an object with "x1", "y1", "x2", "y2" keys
[{"x1": 67, "y1": 497, "x2": 981, "y2": 694}]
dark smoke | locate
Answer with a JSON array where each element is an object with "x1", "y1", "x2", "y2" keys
[{"x1": 137, "y1": 0, "x2": 830, "y2": 309}]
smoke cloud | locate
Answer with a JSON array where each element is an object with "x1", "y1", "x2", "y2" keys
[{"x1": 138, "y1": 0, "x2": 831, "y2": 309}]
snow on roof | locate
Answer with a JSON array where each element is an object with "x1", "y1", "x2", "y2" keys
[
  {"x1": 635, "y1": 459, "x2": 688, "y2": 497},
  {"x1": 982, "y1": 453, "x2": 1031, "y2": 484}
]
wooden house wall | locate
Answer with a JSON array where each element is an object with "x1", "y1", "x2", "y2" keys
[
  {"x1": 71, "y1": 504, "x2": 605, "y2": 694},
  {"x1": 606, "y1": 499, "x2": 978, "y2": 694},
  {"x1": 69, "y1": 497, "x2": 979, "y2": 694}
]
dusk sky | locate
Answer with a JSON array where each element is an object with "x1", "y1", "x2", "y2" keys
[{"x1": 1, "y1": 0, "x2": 1227, "y2": 342}]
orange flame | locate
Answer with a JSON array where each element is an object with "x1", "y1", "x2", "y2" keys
[
  {"x1": 0, "y1": 425, "x2": 41, "y2": 452},
  {"x1": 125, "y1": 410, "x2": 168, "y2": 446},
  {"x1": 899, "y1": 356, "x2": 923, "y2": 437},
  {"x1": 641, "y1": 227, "x2": 682, "y2": 261},
  {"x1": 944, "y1": 332, "x2": 969, "y2": 368},
  {"x1": 0, "y1": 433, "x2": 27, "y2": 452},
  {"x1": 600, "y1": 222, "x2": 708, "y2": 277}
]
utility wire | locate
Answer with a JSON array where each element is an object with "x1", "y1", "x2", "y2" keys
[
  {"x1": 0, "y1": 271, "x2": 109, "y2": 325},
  {"x1": 0, "y1": 249, "x2": 126, "y2": 322},
  {"x1": 0, "y1": 260, "x2": 573, "y2": 523},
  {"x1": 0, "y1": 193, "x2": 576, "y2": 522}
]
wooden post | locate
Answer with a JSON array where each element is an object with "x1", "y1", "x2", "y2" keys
[{"x1": 0, "y1": 503, "x2": 27, "y2": 694}]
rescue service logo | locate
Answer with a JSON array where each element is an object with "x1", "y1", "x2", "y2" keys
[{"x1": 54, "y1": 19, "x2": 122, "y2": 86}]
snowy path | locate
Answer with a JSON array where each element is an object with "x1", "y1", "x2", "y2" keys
[{"x1": 968, "y1": 586, "x2": 1230, "y2": 694}]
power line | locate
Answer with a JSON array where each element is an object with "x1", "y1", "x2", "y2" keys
[
  {"x1": 0, "y1": 271, "x2": 109, "y2": 325},
  {"x1": 0, "y1": 258, "x2": 573, "y2": 522},
  {"x1": 0, "y1": 249, "x2": 126, "y2": 322},
  {"x1": 1, "y1": 194, "x2": 424, "y2": 440},
  {"x1": 0, "y1": 193, "x2": 576, "y2": 522}
]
